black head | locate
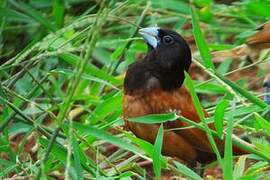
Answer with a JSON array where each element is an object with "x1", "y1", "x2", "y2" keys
[{"x1": 124, "y1": 27, "x2": 192, "y2": 94}]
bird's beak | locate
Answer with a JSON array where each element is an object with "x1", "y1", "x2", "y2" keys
[{"x1": 139, "y1": 27, "x2": 160, "y2": 48}]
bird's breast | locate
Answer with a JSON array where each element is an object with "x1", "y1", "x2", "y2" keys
[
  {"x1": 122, "y1": 86, "x2": 214, "y2": 153},
  {"x1": 123, "y1": 86, "x2": 201, "y2": 122}
]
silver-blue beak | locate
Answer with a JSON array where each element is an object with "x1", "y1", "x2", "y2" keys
[{"x1": 139, "y1": 27, "x2": 160, "y2": 48}]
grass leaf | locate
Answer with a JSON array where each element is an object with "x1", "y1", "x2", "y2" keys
[
  {"x1": 87, "y1": 92, "x2": 122, "y2": 124},
  {"x1": 223, "y1": 102, "x2": 234, "y2": 180},
  {"x1": 254, "y1": 113, "x2": 270, "y2": 134},
  {"x1": 10, "y1": 0, "x2": 57, "y2": 32},
  {"x1": 71, "y1": 134, "x2": 84, "y2": 180},
  {"x1": 184, "y1": 71, "x2": 222, "y2": 164},
  {"x1": 215, "y1": 72, "x2": 268, "y2": 109},
  {"x1": 153, "y1": 124, "x2": 164, "y2": 180},
  {"x1": 128, "y1": 112, "x2": 178, "y2": 124},
  {"x1": 72, "y1": 122, "x2": 142, "y2": 155},
  {"x1": 0, "y1": 8, "x2": 31, "y2": 22},
  {"x1": 53, "y1": 0, "x2": 65, "y2": 29},
  {"x1": 233, "y1": 155, "x2": 247, "y2": 179},
  {"x1": 191, "y1": 8, "x2": 215, "y2": 70},
  {"x1": 174, "y1": 161, "x2": 203, "y2": 180},
  {"x1": 59, "y1": 53, "x2": 121, "y2": 85},
  {"x1": 214, "y1": 99, "x2": 229, "y2": 138},
  {"x1": 124, "y1": 131, "x2": 167, "y2": 167}
]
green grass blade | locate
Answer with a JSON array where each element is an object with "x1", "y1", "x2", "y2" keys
[
  {"x1": 51, "y1": 68, "x2": 119, "y2": 90},
  {"x1": 153, "y1": 124, "x2": 164, "y2": 180},
  {"x1": 71, "y1": 135, "x2": 84, "y2": 180},
  {"x1": 39, "y1": 137, "x2": 67, "y2": 164},
  {"x1": 196, "y1": 81, "x2": 228, "y2": 94},
  {"x1": 184, "y1": 71, "x2": 222, "y2": 164},
  {"x1": 254, "y1": 142, "x2": 270, "y2": 156},
  {"x1": 56, "y1": 8, "x2": 109, "y2": 124},
  {"x1": 214, "y1": 99, "x2": 229, "y2": 138},
  {"x1": 10, "y1": 0, "x2": 57, "y2": 32},
  {"x1": 39, "y1": 137, "x2": 96, "y2": 176},
  {"x1": 87, "y1": 92, "x2": 122, "y2": 124},
  {"x1": 191, "y1": 8, "x2": 215, "y2": 70},
  {"x1": 174, "y1": 161, "x2": 203, "y2": 180},
  {"x1": 184, "y1": 72, "x2": 205, "y2": 119},
  {"x1": 72, "y1": 123, "x2": 142, "y2": 156},
  {"x1": 215, "y1": 72, "x2": 268, "y2": 108},
  {"x1": 53, "y1": 0, "x2": 65, "y2": 29},
  {"x1": 223, "y1": 101, "x2": 234, "y2": 180},
  {"x1": 59, "y1": 53, "x2": 121, "y2": 85},
  {"x1": 254, "y1": 113, "x2": 270, "y2": 134},
  {"x1": 0, "y1": 8, "x2": 31, "y2": 22},
  {"x1": 128, "y1": 112, "x2": 178, "y2": 124},
  {"x1": 124, "y1": 131, "x2": 167, "y2": 167},
  {"x1": 151, "y1": 0, "x2": 191, "y2": 14},
  {"x1": 233, "y1": 155, "x2": 247, "y2": 179},
  {"x1": 245, "y1": 161, "x2": 269, "y2": 178}
]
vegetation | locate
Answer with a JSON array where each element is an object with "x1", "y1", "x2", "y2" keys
[{"x1": 0, "y1": 0, "x2": 269, "y2": 179}]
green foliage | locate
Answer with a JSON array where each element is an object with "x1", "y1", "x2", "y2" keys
[
  {"x1": 153, "y1": 125, "x2": 163, "y2": 180},
  {"x1": 174, "y1": 161, "x2": 203, "y2": 180},
  {"x1": 184, "y1": 71, "x2": 223, "y2": 165},
  {"x1": 0, "y1": 0, "x2": 270, "y2": 179},
  {"x1": 128, "y1": 112, "x2": 178, "y2": 124},
  {"x1": 214, "y1": 99, "x2": 229, "y2": 138},
  {"x1": 223, "y1": 101, "x2": 234, "y2": 180},
  {"x1": 191, "y1": 7, "x2": 215, "y2": 70}
]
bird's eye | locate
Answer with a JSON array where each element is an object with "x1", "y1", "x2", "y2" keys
[{"x1": 163, "y1": 35, "x2": 174, "y2": 44}]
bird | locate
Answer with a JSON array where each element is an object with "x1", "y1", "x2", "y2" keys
[
  {"x1": 122, "y1": 27, "x2": 247, "y2": 166},
  {"x1": 212, "y1": 21, "x2": 270, "y2": 104}
]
